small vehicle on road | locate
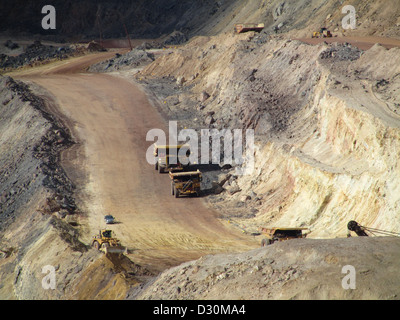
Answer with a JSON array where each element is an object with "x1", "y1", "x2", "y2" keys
[{"x1": 104, "y1": 215, "x2": 115, "y2": 224}]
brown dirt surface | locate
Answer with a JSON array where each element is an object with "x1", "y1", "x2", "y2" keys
[{"x1": 11, "y1": 53, "x2": 256, "y2": 274}]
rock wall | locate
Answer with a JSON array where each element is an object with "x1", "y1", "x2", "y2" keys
[
  {"x1": 137, "y1": 32, "x2": 400, "y2": 240},
  {"x1": 2, "y1": 0, "x2": 399, "y2": 41}
]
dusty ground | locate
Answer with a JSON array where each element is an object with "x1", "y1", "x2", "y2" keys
[
  {"x1": 11, "y1": 53, "x2": 256, "y2": 274},
  {"x1": 2, "y1": 33, "x2": 400, "y2": 300},
  {"x1": 2, "y1": 0, "x2": 400, "y2": 301}
]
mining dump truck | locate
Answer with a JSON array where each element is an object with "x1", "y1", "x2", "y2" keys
[
  {"x1": 169, "y1": 169, "x2": 202, "y2": 198},
  {"x1": 260, "y1": 227, "x2": 308, "y2": 246},
  {"x1": 92, "y1": 229, "x2": 126, "y2": 254},
  {"x1": 234, "y1": 23, "x2": 264, "y2": 34},
  {"x1": 154, "y1": 144, "x2": 190, "y2": 173}
]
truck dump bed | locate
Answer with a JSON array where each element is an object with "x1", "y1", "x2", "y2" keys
[{"x1": 234, "y1": 23, "x2": 265, "y2": 33}]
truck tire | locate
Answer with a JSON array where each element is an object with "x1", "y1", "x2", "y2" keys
[
  {"x1": 261, "y1": 238, "x2": 272, "y2": 247},
  {"x1": 102, "y1": 242, "x2": 110, "y2": 249},
  {"x1": 92, "y1": 241, "x2": 100, "y2": 250}
]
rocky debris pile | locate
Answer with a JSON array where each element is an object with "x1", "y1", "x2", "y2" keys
[
  {"x1": 319, "y1": 42, "x2": 363, "y2": 61},
  {"x1": 135, "y1": 31, "x2": 187, "y2": 51},
  {"x1": 0, "y1": 40, "x2": 76, "y2": 70},
  {"x1": 0, "y1": 76, "x2": 77, "y2": 226},
  {"x1": 132, "y1": 237, "x2": 400, "y2": 300},
  {"x1": 138, "y1": 35, "x2": 322, "y2": 138},
  {"x1": 86, "y1": 41, "x2": 106, "y2": 52},
  {"x1": 0, "y1": 76, "x2": 46, "y2": 229},
  {"x1": 163, "y1": 31, "x2": 188, "y2": 46},
  {"x1": 88, "y1": 49, "x2": 155, "y2": 72},
  {"x1": 4, "y1": 40, "x2": 19, "y2": 50},
  {"x1": 136, "y1": 41, "x2": 166, "y2": 51}
]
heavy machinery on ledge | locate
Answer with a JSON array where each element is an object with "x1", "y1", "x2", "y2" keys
[
  {"x1": 92, "y1": 229, "x2": 126, "y2": 254},
  {"x1": 169, "y1": 169, "x2": 202, "y2": 198},
  {"x1": 260, "y1": 227, "x2": 308, "y2": 246},
  {"x1": 312, "y1": 27, "x2": 332, "y2": 38},
  {"x1": 347, "y1": 220, "x2": 400, "y2": 237},
  {"x1": 234, "y1": 23, "x2": 264, "y2": 34}
]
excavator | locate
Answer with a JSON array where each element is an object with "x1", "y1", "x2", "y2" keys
[{"x1": 347, "y1": 220, "x2": 400, "y2": 237}]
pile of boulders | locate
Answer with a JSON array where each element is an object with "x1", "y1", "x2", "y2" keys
[
  {"x1": 319, "y1": 42, "x2": 362, "y2": 61},
  {"x1": 4, "y1": 39, "x2": 19, "y2": 50},
  {"x1": 4, "y1": 77, "x2": 77, "y2": 216},
  {"x1": 163, "y1": 31, "x2": 188, "y2": 45},
  {"x1": 0, "y1": 40, "x2": 76, "y2": 70},
  {"x1": 89, "y1": 49, "x2": 155, "y2": 72}
]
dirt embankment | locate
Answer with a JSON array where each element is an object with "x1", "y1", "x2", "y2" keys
[
  {"x1": 0, "y1": 75, "x2": 153, "y2": 299},
  {"x1": 133, "y1": 236, "x2": 400, "y2": 300},
  {"x1": 0, "y1": 76, "x2": 75, "y2": 230}
]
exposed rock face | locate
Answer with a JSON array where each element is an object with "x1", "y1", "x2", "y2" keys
[
  {"x1": 138, "y1": 32, "x2": 400, "y2": 240},
  {"x1": 2, "y1": 0, "x2": 400, "y2": 301},
  {"x1": 2, "y1": 0, "x2": 399, "y2": 40},
  {"x1": 0, "y1": 0, "x2": 237, "y2": 39},
  {"x1": 133, "y1": 237, "x2": 400, "y2": 300},
  {"x1": 88, "y1": 49, "x2": 155, "y2": 72},
  {"x1": 0, "y1": 76, "x2": 76, "y2": 227}
]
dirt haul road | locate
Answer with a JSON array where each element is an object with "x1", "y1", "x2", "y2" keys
[{"x1": 13, "y1": 53, "x2": 256, "y2": 272}]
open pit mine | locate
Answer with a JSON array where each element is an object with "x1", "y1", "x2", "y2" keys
[{"x1": 1, "y1": 0, "x2": 400, "y2": 303}]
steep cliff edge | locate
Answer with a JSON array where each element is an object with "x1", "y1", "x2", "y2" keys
[
  {"x1": 0, "y1": 76, "x2": 151, "y2": 299},
  {"x1": 136, "y1": 33, "x2": 400, "y2": 242}
]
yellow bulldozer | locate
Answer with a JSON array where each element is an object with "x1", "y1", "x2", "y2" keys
[
  {"x1": 312, "y1": 27, "x2": 332, "y2": 38},
  {"x1": 91, "y1": 229, "x2": 126, "y2": 254}
]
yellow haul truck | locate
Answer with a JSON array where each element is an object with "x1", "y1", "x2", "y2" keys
[
  {"x1": 169, "y1": 170, "x2": 202, "y2": 198},
  {"x1": 154, "y1": 144, "x2": 190, "y2": 173},
  {"x1": 234, "y1": 23, "x2": 265, "y2": 33},
  {"x1": 259, "y1": 227, "x2": 308, "y2": 246}
]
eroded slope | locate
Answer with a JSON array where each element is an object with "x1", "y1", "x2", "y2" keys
[{"x1": 136, "y1": 32, "x2": 400, "y2": 240}]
